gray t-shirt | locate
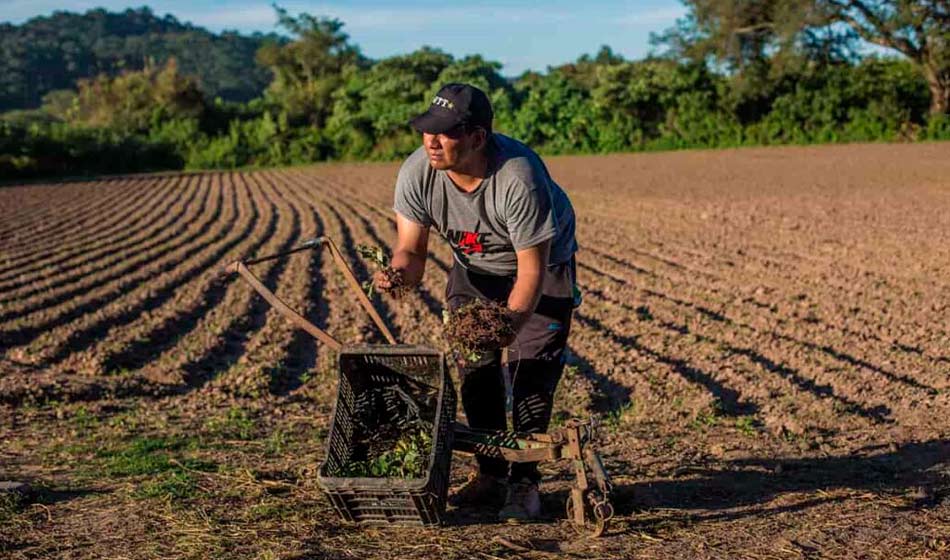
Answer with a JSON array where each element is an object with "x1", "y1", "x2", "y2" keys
[{"x1": 393, "y1": 133, "x2": 577, "y2": 275}]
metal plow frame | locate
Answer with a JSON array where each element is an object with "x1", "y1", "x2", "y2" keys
[{"x1": 223, "y1": 236, "x2": 396, "y2": 351}]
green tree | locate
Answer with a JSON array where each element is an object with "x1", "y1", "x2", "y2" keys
[
  {"x1": 559, "y1": 45, "x2": 628, "y2": 90},
  {"x1": 255, "y1": 5, "x2": 366, "y2": 125},
  {"x1": 821, "y1": 1, "x2": 949, "y2": 115},
  {"x1": 590, "y1": 60, "x2": 715, "y2": 149},
  {"x1": 510, "y1": 71, "x2": 598, "y2": 153},
  {"x1": 66, "y1": 58, "x2": 205, "y2": 132},
  {"x1": 324, "y1": 64, "x2": 376, "y2": 159},
  {"x1": 656, "y1": 1, "x2": 948, "y2": 115},
  {"x1": 326, "y1": 47, "x2": 454, "y2": 159},
  {"x1": 0, "y1": 7, "x2": 278, "y2": 112}
]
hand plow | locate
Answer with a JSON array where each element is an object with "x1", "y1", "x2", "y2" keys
[{"x1": 223, "y1": 237, "x2": 615, "y2": 536}]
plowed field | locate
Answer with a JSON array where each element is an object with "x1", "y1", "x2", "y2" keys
[{"x1": 2, "y1": 142, "x2": 949, "y2": 559}]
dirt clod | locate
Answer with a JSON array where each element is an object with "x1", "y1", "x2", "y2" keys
[
  {"x1": 380, "y1": 266, "x2": 408, "y2": 298},
  {"x1": 443, "y1": 299, "x2": 514, "y2": 362},
  {"x1": 357, "y1": 244, "x2": 410, "y2": 298}
]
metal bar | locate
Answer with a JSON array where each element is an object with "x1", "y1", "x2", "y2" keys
[
  {"x1": 453, "y1": 423, "x2": 559, "y2": 446},
  {"x1": 585, "y1": 447, "x2": 613, "y2": 495},
  {"x1": 567, "y1": 424, "x2": 589, "y2": 526},
  {"x1": 231, "y1": 235, "x2": 397, "y2": 345},
  {"x1": 320, "y1": 237, "x2": 397, "y2": 345},
  {"x1": 452, "y1": 438, "x2": 559, "y2": 462},
  {"x1": 451, "y1": 423, "x2": 561, "y2": 462},
  {"x1": 495, "y1": 447, "x2": 558, "y2": 463},
  {"x1": 571, "y1": 487, "x2": 586, "y2": 526},
  {"x1": 241, "y1": 237, "x2": 323, "y2": 267},
  {"x1": 226, "y1": 261, "x2": 342, "y2": 351}
]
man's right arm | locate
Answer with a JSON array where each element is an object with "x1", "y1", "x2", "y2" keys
[
  {"x1": 375, "y1": 213, "x2": 429, "y2": 291},
  {"x1": 382, "y1": 149, "x2": 431, "y2": 291}
]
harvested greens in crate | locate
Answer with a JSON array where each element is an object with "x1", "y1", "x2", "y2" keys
[{"x1": 318, "y1": 346, "x2": 455, "y2": 526}]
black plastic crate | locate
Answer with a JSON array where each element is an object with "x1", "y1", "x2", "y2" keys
[{"x1": 317, "y1": 345, "x2": 456, "y2": 526}]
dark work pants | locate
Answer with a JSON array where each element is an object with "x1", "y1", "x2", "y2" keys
[{"x1": 446, "y1": 258, "x2": 575, "y2": 483}]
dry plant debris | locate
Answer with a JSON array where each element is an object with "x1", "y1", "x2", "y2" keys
[{"x1": 442, "y1": 299, "x2": 515, "y2": 363}]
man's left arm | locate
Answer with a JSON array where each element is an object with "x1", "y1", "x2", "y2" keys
[{"x1": 507, "y1": 239, "x2": 551, "y2": 334}]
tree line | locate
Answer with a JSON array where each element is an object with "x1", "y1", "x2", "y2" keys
[
  {"x1": 1, "y1": 2, "x2": 947, "y2": 180},
  {"x1": 0, "y1": 7, "x2": 279, "y2": 111}
]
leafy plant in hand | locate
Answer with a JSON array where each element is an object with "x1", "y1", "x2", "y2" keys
[{"x1": 357, "y1": 244, "x2": 407, "y2": 298}]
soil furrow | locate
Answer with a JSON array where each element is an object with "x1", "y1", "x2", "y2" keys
[
  {"x1": 0, "y1": 175, "x2": 170, "y2": 268},
  {"x1": 0, "y1": 176, "x2": 208, "y2": 327},
  {"x1": 149, "y1": 174, "x2": 283, "y2": 391},
  {"x1": 92, "y1": 175, "x2": 264, "y2": 376},
  {"x1": 249, "y1": 169, "x2": 316, "y2": 396},
  {"x1": 583, "y1": 209, "x2": 950, "y2": 348},
  {"x1": 0, "y1": 175, "x2": 182, "y2": 291},
  {"x1": 283, "y1": 172, "x2": 376, "y2": 374},
  {"x1": 22, "y1": 175, "x2": 234, "y2": 368},
  {"x1": 46, "y1": 174, "x2": 248, "y2": 372},
  {"x1": 268, "y1": 171, "x2": 331, "y2": 390},
  {"x1": 0, "y1": 179, "x2": 124, "y2": 243},
  {"x1": 578, "y1": 242, "x2": 948, "y2": 393},
  {"x1": 0, "y1": 177, "x2": 133, "y2": 239},
  {"x1": 0, "y1": 176, "x2": 146, "y2": 258},
  {"x1": 201, "y1": 171, "x2": 304, "y2": 397},
  {"x1": 315, "y1": 189, "x2": 397, "y2": 343},
  {"x1": 577, "y1": 255, "x2": 939, "y2": 431},
  {"x1": 258, "y1": 170, "x2": 338, "y2": 394},
  {"x1": 0, "y1": 177, "x2": 211, "y2": 355},
  {"x1": 0, "y1": 176, "x2": 188, "y2": 299}
]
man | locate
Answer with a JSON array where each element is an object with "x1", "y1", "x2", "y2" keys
[{"x1": 373, "y1": 83, "x2": 578, "y2": 521}]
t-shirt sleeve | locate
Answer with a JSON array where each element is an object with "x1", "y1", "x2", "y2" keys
[
  {"x1": 506, "y1": 179, "x2": 557, "y2": 251},
  {"x1": 392, "y1": 158, "x2": 432, "y2": 227}
]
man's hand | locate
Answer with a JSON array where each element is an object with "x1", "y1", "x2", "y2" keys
[
  {"x1": 372, "y1": 268, "x2": 400, "y2": 293},
  {"x1": 498, "y1": 309, "x2": 521, "y2": 347},
  {"x1": 387, "y1": 213, "x2": 430, "y2": 290}
]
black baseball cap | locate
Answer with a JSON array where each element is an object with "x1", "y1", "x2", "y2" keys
[{"x1": 409, "y1": 83, "x2": 493, "y2": 134}]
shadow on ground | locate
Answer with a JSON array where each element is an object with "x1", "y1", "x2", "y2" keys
[
  {"x1": 593, "y1": 439, "x2": 950, "y2": 522},
  {"x1": 0, "y1": 484, "x2": 106, "y2": 553}
]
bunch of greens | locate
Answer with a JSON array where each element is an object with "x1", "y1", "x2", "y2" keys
[
  {"x1": 356, "y1": 244, "x2": 407, "y2": 298},
  {"x1": 341, "y1": 427, "x2": 432, "y2": 478}
]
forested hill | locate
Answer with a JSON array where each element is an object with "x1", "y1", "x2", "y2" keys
[{"x1": 0, "y1": 7, "x2": 282, "y2": 111}]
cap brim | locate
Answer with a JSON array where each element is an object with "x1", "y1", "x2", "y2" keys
[{"x1": 409, "y1": 108, "x2": 463, "y2": 134}]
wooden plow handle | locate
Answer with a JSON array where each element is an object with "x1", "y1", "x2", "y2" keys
[{"x1": 223, "y1": 236, "x2": 398, "y2": 349}]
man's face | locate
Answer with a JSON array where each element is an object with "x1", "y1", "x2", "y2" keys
[{"x1": 422, "y1": 126, "x2": 484, "y2": 171}]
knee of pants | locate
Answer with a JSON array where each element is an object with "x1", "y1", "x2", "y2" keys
[
  {"x1": 460, "y1": 362, "x2": 504, "y2": 395},
  {"x1": 510, "y1": 358, "x2": 564, "y2": 400},
  {"x1": 513, "y1": 393, "x2": 554, "y2": 428},
  {"x1": 459, "y1": 363, "x2": 507, "y2": 428}
]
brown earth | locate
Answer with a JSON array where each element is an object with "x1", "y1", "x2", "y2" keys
[{"x1": 1, "y1": 142, "x2": 949, "y2": 559}]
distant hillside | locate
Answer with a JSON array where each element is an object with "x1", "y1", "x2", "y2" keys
[{"x1": 0, "y1": 7, "x2": 283, "y2": 111}]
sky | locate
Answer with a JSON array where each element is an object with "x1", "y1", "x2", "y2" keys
[{"x1": 1, "y1": 0, "x2": 689, "y2": 75}]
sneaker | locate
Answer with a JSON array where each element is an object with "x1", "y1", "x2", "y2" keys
[
  {"x1": 448, "y1": 473, "x2": 507, "y2": 508},
  {"x1": 498, "y1": 479, "x2": 541, "y2": 522}
]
